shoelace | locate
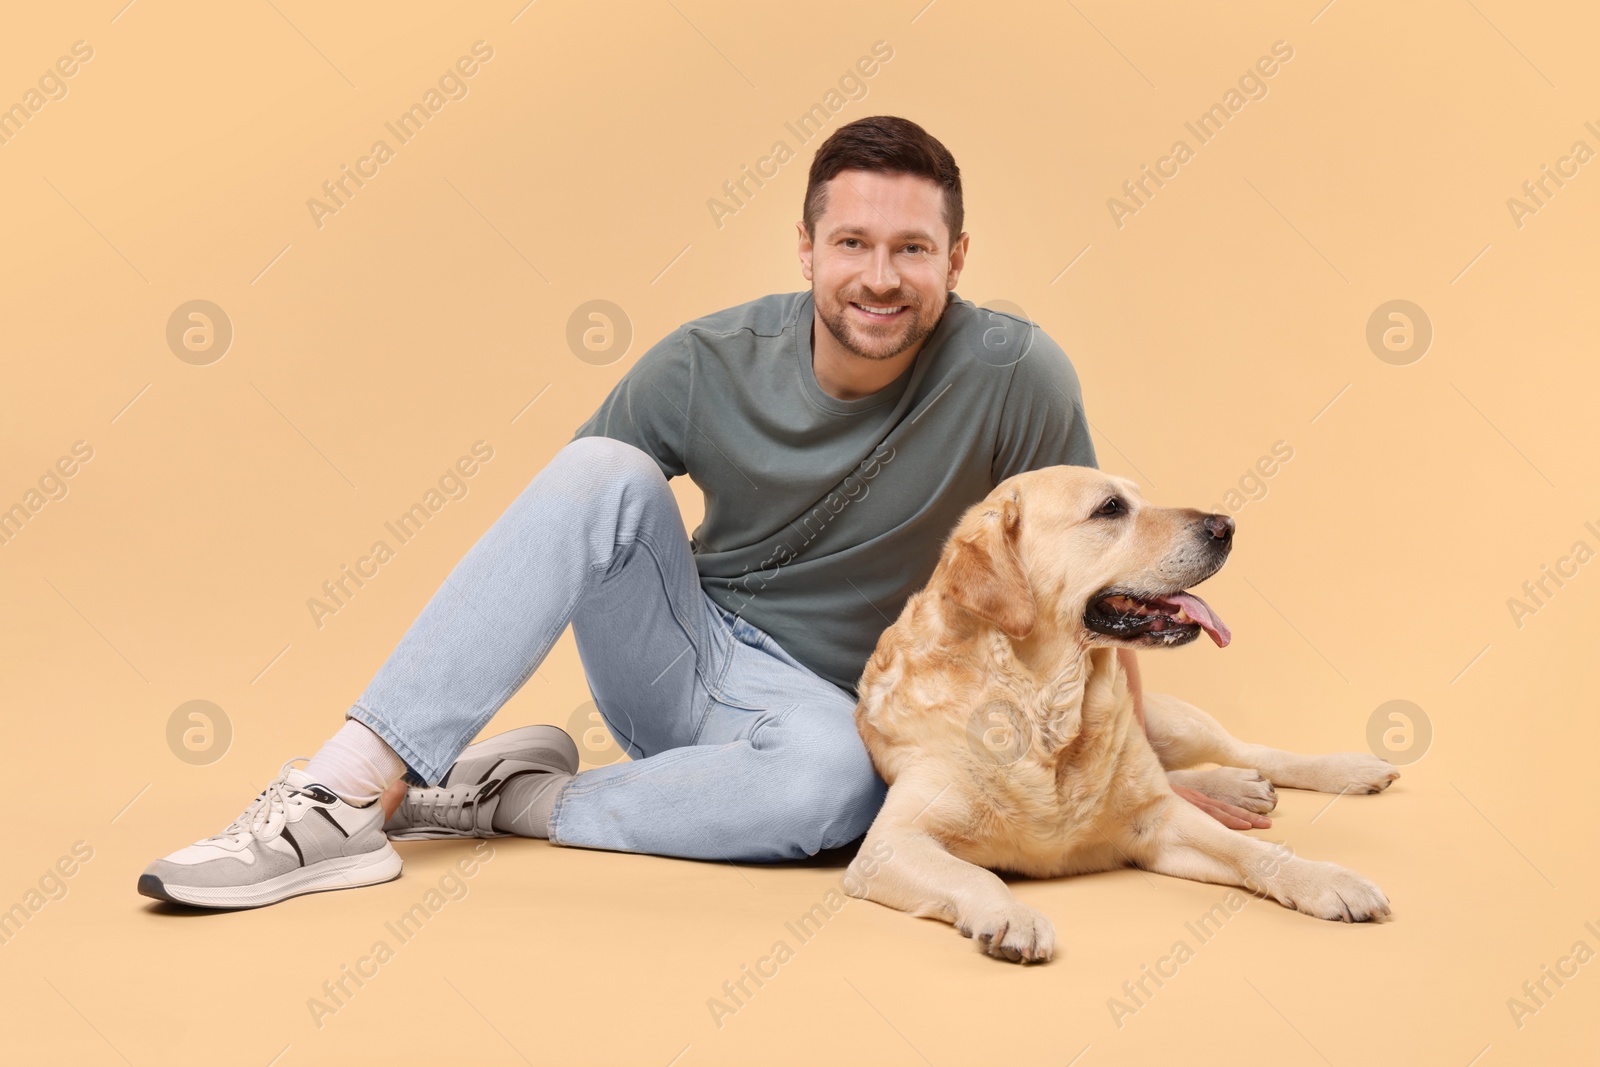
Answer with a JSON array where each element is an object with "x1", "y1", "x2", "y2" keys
[
  {"x1": 208, "y1": 757, "x2": 310, "y2": 845},
  {"x1": 398, "y1": 781, "x2": 489, "y2": 832}
]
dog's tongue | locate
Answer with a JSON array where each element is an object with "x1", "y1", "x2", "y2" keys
[{"x1": 1154, "y1": 592, "x2": 1231, "y2": 648}]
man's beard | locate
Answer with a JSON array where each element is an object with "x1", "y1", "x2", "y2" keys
[{"x1": 816, "y1": 286, "x2": 947, "y2": 362}]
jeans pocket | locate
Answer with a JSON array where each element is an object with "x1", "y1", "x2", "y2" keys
[{"x1": 708, "y1": 633, "x2": 788, "y2": 712}]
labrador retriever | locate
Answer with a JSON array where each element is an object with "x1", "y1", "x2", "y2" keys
[{"x1": 844, "y1": 466, "x2": 1398, "y2": 963}]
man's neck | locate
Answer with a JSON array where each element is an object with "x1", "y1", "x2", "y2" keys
[{"x1": 810, "y1": 315, "x2": 921, "y2": 402}]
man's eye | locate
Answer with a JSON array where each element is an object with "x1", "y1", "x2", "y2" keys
[
  {"x1": 903, "y1": 244, "x2": 924, "y2": 254},
  {"x1": 1095, "y1": 497, "x2": 1124, "y2": 517}
]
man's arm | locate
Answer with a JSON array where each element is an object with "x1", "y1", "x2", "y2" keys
[
  {"x1": 1119, "y1": 646, "x2": 1145, "y2": 733},
  {"x1": 1118, "y1": 646, "x2": 1270, "y2": 830}
]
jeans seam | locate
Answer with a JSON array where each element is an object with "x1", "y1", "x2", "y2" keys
[
  {"x1": 607, "y1": 530, "x2": 734, "y2": 701},
  {"x1": 687, "y1": 680, "x2": 722, "y2": 747},
  {"x1": 456, "y1": 522, "x2": 691, "y2": 768},
  {"x1": 703, "y1": 600, "x2": 766, "y2": 712}
]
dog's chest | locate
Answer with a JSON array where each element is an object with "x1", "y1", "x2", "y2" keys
[
  {"x1": 985, "y1": 668, "x2": 1089, "y2": 752},
  {"x1": 957, "y1": 673, "x2": 1148, "y2": 865}
]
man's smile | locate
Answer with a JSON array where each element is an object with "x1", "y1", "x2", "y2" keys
[{"x1": 850, "y1": 301, "x2": 909, "y2": 321}]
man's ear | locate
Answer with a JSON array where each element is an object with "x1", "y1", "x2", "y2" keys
[
  {"x1": 796, "y1": 220, "x2": 815, "y2": 281},
  {"x1": 938, "y1": 488, "x2": 1036, "y2": 639}
]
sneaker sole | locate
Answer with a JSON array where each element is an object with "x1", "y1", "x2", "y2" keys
[
  {"x1": 137, "y1": 846, "x2": 403, "y2": 910},
  {"x1": 385, "y1": 826, "x2": 511, "y2": 841}
]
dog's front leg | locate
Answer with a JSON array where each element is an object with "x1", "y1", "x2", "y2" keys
[
  {"x1": 845, "y1": 774, "x2": 1055, "y2": 963},
  {"x1": 1132, "y1": 795, "x2": 1392, "y2": 923}
]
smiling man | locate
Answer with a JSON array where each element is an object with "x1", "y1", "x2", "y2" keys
[{"x1": 140, "y1": 115, "x2": 1260, "y2": 911}]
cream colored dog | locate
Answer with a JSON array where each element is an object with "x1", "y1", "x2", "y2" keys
[{"x1": 845, "y1": 466, "x2": 1398, "y2": 963}]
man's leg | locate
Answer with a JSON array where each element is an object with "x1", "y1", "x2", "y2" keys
[
  {"x1": 344, "y1": 435, "x2": 734, "y2": 786},
  {"x1": 544, "y1": 599, "x2": 887, "y2": 862},
  {"x1": 141, "y1": 435, "x2": 739, "y2": 906},
  {"x1": 369, "y1": 431, "x2": 885, "y2": 859}
]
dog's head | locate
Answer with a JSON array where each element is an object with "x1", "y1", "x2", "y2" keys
[{"x1": 932, "y1": 465, "x2": 1233, "y2": 649}]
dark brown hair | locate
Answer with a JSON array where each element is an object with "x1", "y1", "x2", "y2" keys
[{"x1": 802, "y1": 115, "x2": 963, "y2": 249}]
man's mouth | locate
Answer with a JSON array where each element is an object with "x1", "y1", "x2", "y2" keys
[
  {"x1": 1083, "y1": 590, "x2": 1231, "y2": 648},
  {"x1": 851, "y1": 301, "x2": 908, "y2": 322}
]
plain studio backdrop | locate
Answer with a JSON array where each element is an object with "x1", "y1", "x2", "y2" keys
[{"x1": 1, "y1": 2, "x2": 1597, "y2": 1065}]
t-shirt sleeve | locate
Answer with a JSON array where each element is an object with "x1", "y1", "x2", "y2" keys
[
  {"x1": 569, "y1": 326, "x2": 691, "y2": 479},
  {"x1": 991, "y1": 327, "x2": 1098, "y2": 483}
]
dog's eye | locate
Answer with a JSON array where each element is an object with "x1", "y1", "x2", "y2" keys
[{"x1": 1094, "y1": 496, "x2": 1125, "y2": 517}]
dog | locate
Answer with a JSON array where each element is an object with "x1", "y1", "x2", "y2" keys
[{"x1": 844, "y1": 466, "x2": 1398, "y2": 963}]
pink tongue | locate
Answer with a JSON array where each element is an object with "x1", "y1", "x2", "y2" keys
[{"x1": 1154, "y1": 592, "x2": 1231, "y2": 648}]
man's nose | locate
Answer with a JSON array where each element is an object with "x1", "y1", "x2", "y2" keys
[{"x1": 864, "y1": 248, "x2": 899, "y2": 290}]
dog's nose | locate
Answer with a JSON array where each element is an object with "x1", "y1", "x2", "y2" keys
[{"x1": 1203, "y1": 514, "x2": 1234, "y2": 542}]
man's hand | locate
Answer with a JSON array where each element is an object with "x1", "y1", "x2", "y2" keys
[
  {"x1": 1117, "y1": 647, "x2": 1272, "y2": 831},
  {"x1": 1168, "y1": 784, "x2": 1273, "y2": 829}
]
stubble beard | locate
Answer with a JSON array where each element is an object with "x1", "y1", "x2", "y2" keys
[{"x1": 816, "y1": 286, "x2": 947, "y2": 363}]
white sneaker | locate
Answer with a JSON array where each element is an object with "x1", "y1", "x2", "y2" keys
[{"x1": 139, "y1": 758, "x2": 402, "y2": 909}]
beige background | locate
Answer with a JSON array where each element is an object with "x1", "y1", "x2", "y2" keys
[{"x1": 2, "y1": 1, "x2": 1597, "y2": 1064}]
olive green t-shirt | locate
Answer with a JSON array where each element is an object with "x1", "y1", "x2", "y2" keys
[{"x1": 571, "y1": 289, "x2": 1097, "y2": 696}]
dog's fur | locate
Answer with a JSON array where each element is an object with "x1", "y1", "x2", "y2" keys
[{"x1": 844, "y1": 466, "x2": 1397, "y2": 963}]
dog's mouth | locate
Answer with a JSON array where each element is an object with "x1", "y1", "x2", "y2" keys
[{"x1": 1084, "y1": 590, "x2": 1232, "y2": 648}]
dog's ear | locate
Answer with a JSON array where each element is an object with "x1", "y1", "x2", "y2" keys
[{"x1": 939, "y1": 488, "x2": 1036, "y2": 639}]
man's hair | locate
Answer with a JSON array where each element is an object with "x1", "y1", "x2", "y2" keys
[{"x1": 802, "y1": 115, "x2": 963, "y2": 249}]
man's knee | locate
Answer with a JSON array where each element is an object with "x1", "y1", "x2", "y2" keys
[
  {"x1": 549, "y1": 436, "x2": 664, "y2": 489},
  {"x1": 531, "y1": 437, "x2": 673, "y2": 536},
  {"x1": 781, "y1": 722, "x2": 886, "y2": 853},
  {"x1": 825, "y1": 753, "x2": 887, "y2": 847}
]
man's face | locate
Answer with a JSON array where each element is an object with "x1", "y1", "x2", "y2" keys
[{"x1": 798, "y1": 169, "x2": 969, "y2": 363}]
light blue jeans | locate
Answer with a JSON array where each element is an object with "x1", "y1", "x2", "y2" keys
[{"x1": 346, "y1": 436, "x2": 887, "y2": 862}]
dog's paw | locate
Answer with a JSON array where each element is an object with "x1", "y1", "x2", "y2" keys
[
  {"x1": 1167, "y1": 767, "x2": 1277, "y2": 813},
  {"x1": 956, "y1": 901, "x2": 1056, "y2": 963},
  {"x1": 1274, "y1": 860, "x2": 1392, "y2": 923},
  {"x1": 1281, "y1": 753, "x2": 1401, "y2": 795}
]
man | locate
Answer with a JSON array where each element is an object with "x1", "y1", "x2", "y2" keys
[{"x1": 139, "y1": 115, "x2": 1263, "y2": 910}]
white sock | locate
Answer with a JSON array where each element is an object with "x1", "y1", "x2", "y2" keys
[{"x1": 303, "y1": 718, "x2": 408, "y2": 806}]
